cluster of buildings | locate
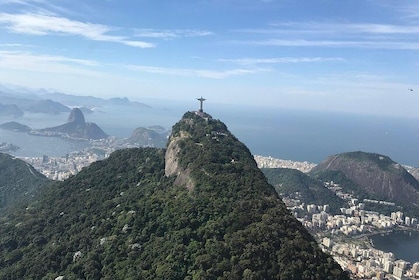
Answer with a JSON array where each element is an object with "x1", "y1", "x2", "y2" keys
[
  {"x1": 254, "y1": 155, "x2": 316, "y2": 172},
  {"x1": 328, "y1": 241, "x2": 419, "y2": 279},
  {"x1": 26, "y1": 151, "x2": 316, "y2": 181},
  {"x1": 301, "y1": 201, "x2": 416, "y2": 235},
  {"x1": 284, "y1": 180, "x2": 419, "y2": 279},
  {"x1": 18, "y1": 137, "x2": 127, "y2": 180},
  {"x1": 21, "y1": 152, "x2": 104, "y2": 180},
  {"x1": 0, "y1": 142, "x2": 19, "y2": 152}
]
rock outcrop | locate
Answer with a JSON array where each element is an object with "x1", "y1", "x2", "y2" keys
[
  {"x1": 40, "y1": 108, "x2": 108, "y2": 139},
  {"x1": 67, "y1": 107, "x2": 85, "y2": 124},
  {"x1": 165, "y1": 131, "x2": 195, "y2": 190}
]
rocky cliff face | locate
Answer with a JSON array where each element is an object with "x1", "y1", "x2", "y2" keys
[
  {"x1": 165, "y1": 131, "x2": 195, "y2": 190},
  {"x1": 311, "y1": 151, "x2": 419, "y2": 205},
  {"x1": 67, "y1": 107, "x2": 85, "y2": 124}
]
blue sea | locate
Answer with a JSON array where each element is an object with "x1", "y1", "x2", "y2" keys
[{"x1": 2, "y1": 101, "x2": 419, "y2": 167}]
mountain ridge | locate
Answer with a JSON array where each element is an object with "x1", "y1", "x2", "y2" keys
[{"x1": 0, "y1": 111, "x2": 348, "y2": 279}]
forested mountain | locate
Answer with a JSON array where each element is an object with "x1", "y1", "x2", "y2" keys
[
  {"x1": 310, "y1": 151, "x2": 419, "y2": 205},
  {"x1": 126, "y1": 127, "x2": 168, "y2": 148},
  {"x1": 262, "y1": 168, "x2": 345, "y2": 214},
  {"x1": 0, "y1": 112, "x2": 348, "y2": 279},
  {"x1": 0, "y1": 153, "x2": 50, "y2": 216}
]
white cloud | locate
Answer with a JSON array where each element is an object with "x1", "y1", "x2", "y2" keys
[
  {"x1": 127, "y1": 64, "x2": 267, "y2": 79},
  {"x1": 0, "y1": 12, "x2": 154, "y2": 48},
  {"x1": 0, "y1": 43, "x2": 30, "y2": 47},
  {"x1": 219, "y1": 57, "x2": 344, "y2": 65},
  {"x1": 267, "y1": 22, "x2": 419, "y2": 35},
  {"x1": 134, "y1": 29, "x2": 213, "y2": 39},
  {"x1": 0, "y1": 0, "x2": 33, "y2": 4},
  {"x1": 235, "y1": 21, "x2": 419, "y2": 50},
  {"x1": 122, "y1": 40, "x2": 155, "y2": 48},
  {"x1": 0, "y1": 51, "x2": 101, "y2": 75},
  {"x1": 374, "y1": 2, "x2": 419, "y2": 20},
  {"x1": 347, "y1": 23, "x2": 419, "y2": 34},
  {"x1": 243, "y1": 39, "x2": 419, "y2": 50}
]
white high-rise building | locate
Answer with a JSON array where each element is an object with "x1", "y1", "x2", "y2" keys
[
  {"x1": 412, "y1": 262, "x2": 419, "y2": 277},
  {"x1": 384, "y1": 260, "x2": 394, "y2": 273},
  {"x1": 412, "y1": 262, "x2": 419, "y2": 273},
  {"x1": 393, "y1": 266, "x2": 403, "y2": 279}
]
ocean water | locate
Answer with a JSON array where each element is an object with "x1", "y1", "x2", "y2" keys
[
  {"x1": 1, "y1": 103, "x2": 419, "y2": 166},
  {"x1": 212, "y1": 105, "x2": 419, "y2": 167}
]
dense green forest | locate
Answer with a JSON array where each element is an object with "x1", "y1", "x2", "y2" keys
[
  {"x1": 262, "y1": 168, "x2": 344, "y2": 214},
  {"x1": 0, "y1": 112, "x2": 348, "y2": 279},
  {"x1": 0, "y1": 153, "x2": 50, "y2": 216}
]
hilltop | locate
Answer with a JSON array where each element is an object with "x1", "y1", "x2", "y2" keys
[
  {"x1": 310, "y1": 151, "x2": 419, "y2": 206},
  {"x1": 0, "y1": 111, "x2": 348, "y2": 280}
]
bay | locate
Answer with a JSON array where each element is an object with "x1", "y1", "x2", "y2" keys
[
  {"x1": 0, "y1": 129, "x2": 90, "y2": 157},
  {"x1": 370, "y1": 231, "x2": 419, "y2": 263}
]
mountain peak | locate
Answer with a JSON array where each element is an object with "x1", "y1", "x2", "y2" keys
[
  {"x1": 311, "y1": 151, "x2": 419, "y2": 204},
  {"x1": 0, "y1": 112, "x2": 349, "y2": 279},
  {"x1": 38, "y1": 107, "x2": 107, "y2": 139},
  {"x1": 67, "y1": 107, "x2": 85, "y2": 125},
  {"x1": 165, "y1": 112, "x2": 214, "y2": 189}
]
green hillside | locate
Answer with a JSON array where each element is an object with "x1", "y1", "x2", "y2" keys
[
  {"x1": 0, "y1": 112, "x2": 348, "y2": 280},
  {"x1": 0, "y1": 153, "x2": 50, "y2": 215},
  {"x1": 262, "y1": 168, "x2": 345, "y2": 214},
  {"x1": 310, "y1": 151, "x2": 419, "y2": 216}
]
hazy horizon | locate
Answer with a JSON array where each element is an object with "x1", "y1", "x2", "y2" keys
[
  {"x1": 3, "y1": 97, "x2": 419, "y2": 167},
  {"x1": 0, "y1": 1, "x2": 418, "y2": 118}
]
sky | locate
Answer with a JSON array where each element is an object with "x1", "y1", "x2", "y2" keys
[{"x1": 0, "y1": 0, "x2": 418, "y2": 117}]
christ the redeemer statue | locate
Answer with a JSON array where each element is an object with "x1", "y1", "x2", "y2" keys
[{"x1": 197, "y1": 97, "x2": 206, "y2": 113}]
